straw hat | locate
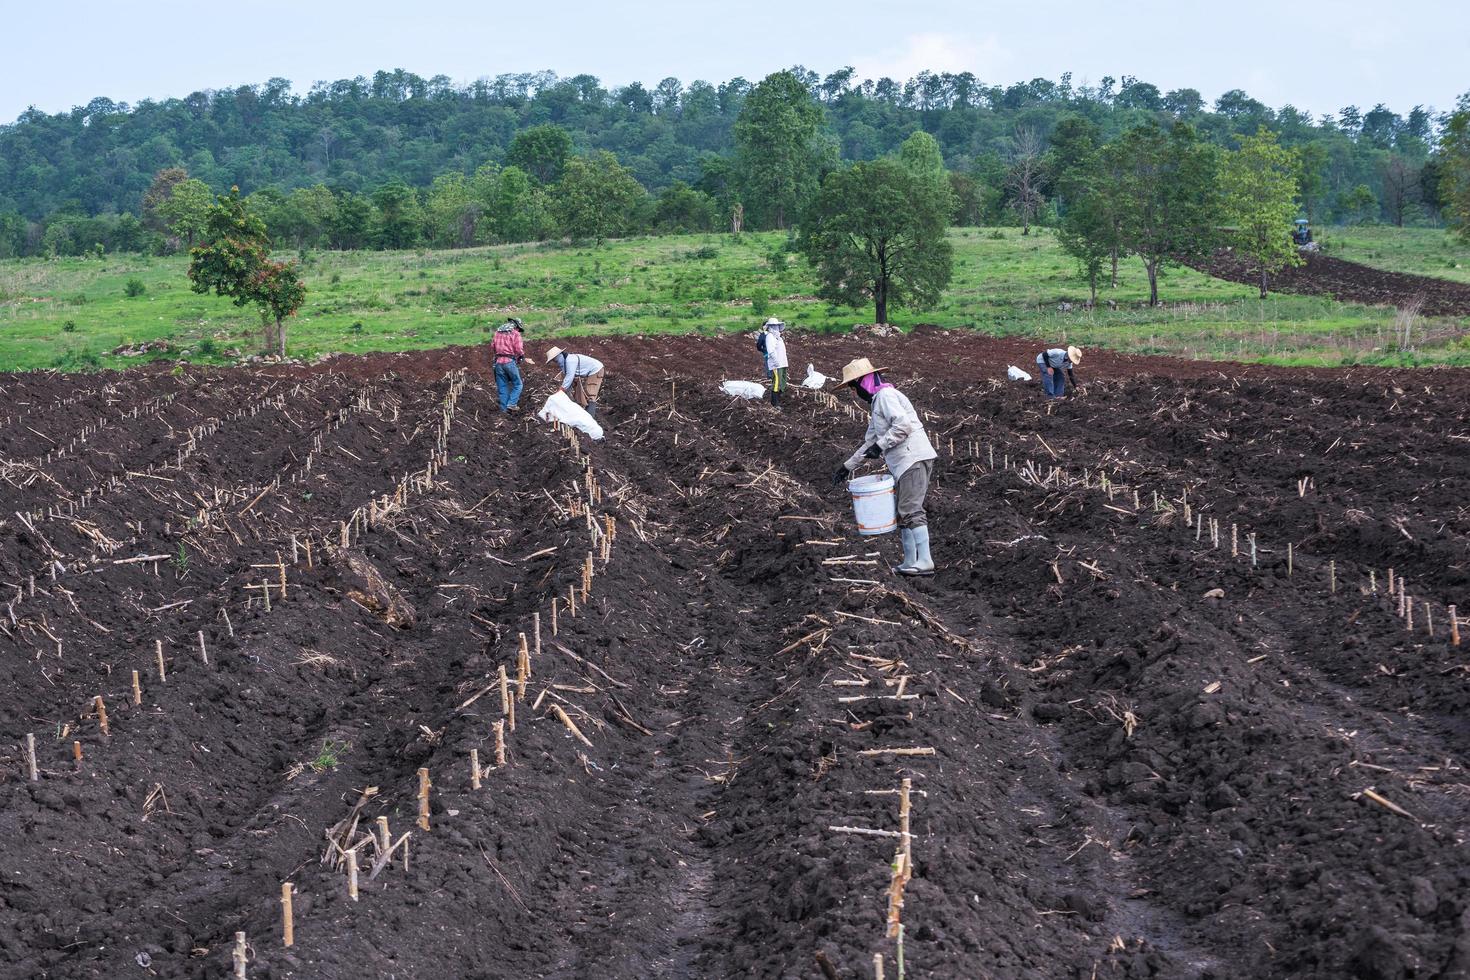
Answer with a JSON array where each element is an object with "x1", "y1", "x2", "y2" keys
[
  {"x1": 544, "y1": 346, "x2": 564, "y2": 364},
  {"x1": 1067, "y1": 345, "x2": 1083, "y2": 365},
  {"x1": 764, "y1": 317, "x2": 785, "y2": 330},
  {"x1": 839, "y1": 357, "x2": 891, "y2": 387}
]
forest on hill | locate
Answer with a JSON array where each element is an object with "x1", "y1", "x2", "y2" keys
[{"x1": 0, "y1": 66, "x2": 1465, "y2": 260}]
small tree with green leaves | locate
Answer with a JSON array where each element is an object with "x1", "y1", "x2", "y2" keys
[
  {"x1": 188, "y1": 188, "x2": 305, "y2": 357},
  {"x1": 1219, "y1": 127, "x2": 1302, "y2": 298},
  {"x1": 799, "y1": 158, "x2": 952, "y2": 325},
  {"x1": 553, "y1": 152, "x2": 646, "y2": 243},
  {"x1": 1441, "y1": 94, "x2": 1470, "y2": 242}
]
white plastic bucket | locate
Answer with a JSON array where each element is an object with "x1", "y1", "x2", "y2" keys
[{"x1": 848, "y1": 473, "x2": 897, "y2": 536}]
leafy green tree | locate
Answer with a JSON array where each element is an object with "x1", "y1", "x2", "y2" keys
[
  {"x1": 0, "y1": 211, "x2": 30, "y2": 258},
  {"x1": 799, "y1": 157, "x2": 953, "y2": 324},
  {"x1": 1219, "y1": 128, "x2": 1302, "y2": 297},
  {"x1": 1055, "y1": 152, "x2": 1123, "y2": 306},
  {"x1": 735, "y1": 71, "x2": 829, "y2": 229},
  {"x1": 371, "y1": 181, "x2": 424, "y2": 248},
  {"x1": 477, "y1": 165, "x2": 557, "y2": 243},
  {"x1": 141, "y1": 167, "x2": 190, "y2": 235},
  {"x1": 553, "y1": 151, "x2": 646, "y2": 243},
  {"x1": 329, "y1": 191, "x2": 375, "y2": 249},
  {"x1": 652, "y1": 181, "x2": 717, "y2": 233},
  {"x1": 1107, "y1": 122, "x2": 1220, "y2": 305},
  {"x1": 506, "y1": 124, "x2": 573, "y2": 185},
  {"x1": 1337, "y1": 183, "x2": 1379, "y2": 225},
  {"x1": 1439, "y1": 95, "x2": 1470, "y2": 242},
  {"x1": 157, "y1": 178, "x2": 214, "y2": 245},
  {"x1": 425, "y1": 172, "x2": 481, "y2": 247},
  {"x1": 187, "y1": 188, "x2": 306, "y2": 356}
]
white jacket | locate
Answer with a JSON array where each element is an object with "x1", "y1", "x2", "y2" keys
[
  {"x1": 764, "y1": 330, "x2": 788, "y2": 371},
  {"x1": 846, "y1": 386, "x2": 937, "y2": 480}
]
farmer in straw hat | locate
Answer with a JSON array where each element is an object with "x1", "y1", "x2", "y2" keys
[
  {"x1": 545, "y1": 346, "x2": 606, "y2": 418},
  {"x1": 1036, "y1": 345, "x2": 1082, "y2": 398},
  {"x1": 831, "y1": 357, "x2": 939, "y2": 577}
]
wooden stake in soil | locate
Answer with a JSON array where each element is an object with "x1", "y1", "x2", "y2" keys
[
  {"x1": 494, "y1": 719, "x2": 506, "y2": 766},
  {"x1": 517, "y1": 632, "x2": 530, "y2": 700},
  {"x1": 232, "y1": 932, "x2": 248, "y2": 979},
  {"x1": 1450, "y1": 606, "x2": 1460, "y2": 646},
  {"x1": 155, "y1": 639, "x2": 167, "y2": 683},
  {"x1": 417, "y1": 767, "x2": 432, "y2": 831},
  {"x1": 23, "y1": 733, "x2": 39, "y2": 781},
  {"x1": 281, "y1": 882, "x2": 294, "y2": 947},
  {"x1": 131, "y1": 670, "x2": 142, "y2": 705},
  {"x1": 197, "y1": 630, "x2": 209, "y2": 665},
  {"x1": 470, "y1": 749, "x2": 482, "y2": 789},
  {"x1": 95, "y1": 696, "x2": 110, "y2": 736}
]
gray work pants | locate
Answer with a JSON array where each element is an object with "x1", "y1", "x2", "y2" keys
[{"x1": 896, "y1": 459, "x2": 933, "y2": 529}]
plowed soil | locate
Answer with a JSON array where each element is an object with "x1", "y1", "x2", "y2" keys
[
  {"x1": 2, "y1": 331, "x2": 1468, "y2": 980},
  {"x1": 1197, "y1": 249, "x2": 1470, "y2": 316}
]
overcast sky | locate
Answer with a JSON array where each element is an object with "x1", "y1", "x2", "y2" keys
[{"x1": 3, "y1": 0, "x2": 1465, "y2": 124}]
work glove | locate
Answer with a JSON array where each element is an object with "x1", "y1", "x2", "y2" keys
[
  {"x1": 831, "y1": 462, "x2": 852, "y2": 487},
  {"x1": 863, "y1": 444, "x2": 882, "y2": 459}
]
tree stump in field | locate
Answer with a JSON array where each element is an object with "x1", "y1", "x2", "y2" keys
[{"x1": 326, "y1": 545, "x2": 417, "y2": 628}]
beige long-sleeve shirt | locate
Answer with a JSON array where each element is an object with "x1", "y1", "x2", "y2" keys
[{"x1": 845, "y1": 386, "x2": 938, "y2": 480}]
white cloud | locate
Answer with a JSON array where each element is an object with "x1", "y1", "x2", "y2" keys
[{"x1": 852, "y1": 31, "x2": 1011, "y2": 83}]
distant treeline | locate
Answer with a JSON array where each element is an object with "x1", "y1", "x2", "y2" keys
[{"x1": 0, "y1": 66, "x2": 1462, "y2": 258}]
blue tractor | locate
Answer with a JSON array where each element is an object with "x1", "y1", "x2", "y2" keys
[{"x1": 1292, "y1": 218, "x2": 1314, "y2": 247}]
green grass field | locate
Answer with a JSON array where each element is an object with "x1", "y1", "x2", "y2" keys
[
  {"x1": 1316, "y1": 225, "x2": 1470, "y2": 285},
  {"x1": 2, "y1": 227, "x2": 1467, "y2": 372}
]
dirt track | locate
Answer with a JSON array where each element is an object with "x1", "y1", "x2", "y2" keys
[
  {"x1": 1, "y1": 331, "x2": 1468, "y2": 979},
  {"x1": 1198, "y1": 250, "x2": 1470, "y2": 316}
]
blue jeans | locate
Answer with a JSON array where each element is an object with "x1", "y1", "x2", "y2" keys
[
  {"x1": 1041, "y1": 367, "x2": 1067, "y2": 398},
  {"x1": 494, "y1": 361, "x2": 522, "y2": 410}
]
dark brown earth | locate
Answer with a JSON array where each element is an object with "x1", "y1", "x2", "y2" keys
[
  {"x1": 1196, "y1": 249, "x2": 1470, "y2": 316},
  {"x1": 1, "y1": 331, "x2": 1468, "y2": 979}
]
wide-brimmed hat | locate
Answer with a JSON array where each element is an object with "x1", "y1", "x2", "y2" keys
[
  {"x1": 544, "y1": 346, "x2": 564, "y2": 364},
  {"x1": 764, "y1": 317, "x2": 785, "y2": 330},
  {"x1": 1067, "y1": 345, "x2": 1083, "y2": 365},
  {"x1": 839, "y1": 357, "x2": 891, "y2": 387}
]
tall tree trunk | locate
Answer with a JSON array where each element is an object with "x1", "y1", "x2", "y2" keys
[
  {"x1": 1110, "y1": 246, "x2": 1119, "y2": 288},
  {"x1": 875, "y1": 285, "x2": 887, "y2": 326},
  {"x1": 1146, "y1": 260, "x2": 1159, "y2": 307},
  {"x1": 1259, "y1": 266, "x2": 1268, "y2": 299},
  {"x1": 1089, "y1": 269, "x2": 1098, "y2": 307},
  {"x1": 276, "y1": 317, "x2": 286, "y2": 358}
]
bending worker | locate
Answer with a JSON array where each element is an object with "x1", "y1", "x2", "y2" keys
[
  {"x1": 545, "y1": 346, "x2": 606, "y2": 418},
  {"x1": 758, "y1": 317, "x2": 788, "y2": 409},
  {"x1": 491, "y1": 317, "x2": 525, "y2": 413},
  {"x1": 1036, "y1": 345, "x2": 1082, "y2": 398},
  {"x1": 831, "y1": 357, "x2": 938, "y2": 577}
]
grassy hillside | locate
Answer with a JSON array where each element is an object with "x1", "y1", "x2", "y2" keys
[
  {"x1": 2, "y1": 228, "x2": 1467, "y2": 371},
  {"x1": 1317, "y1": 226, "x2": 1470, "y2": 285}
]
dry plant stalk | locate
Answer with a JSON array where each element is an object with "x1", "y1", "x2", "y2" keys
[
  {"x1": 494, "y1": 719, "x2": 507, "y2": 766},
  {"x1": 232, "y1": 932, "x2": 248, "y2": 979},
  {"x1": 1450, "y1": 605, "x2": 1460, "y2": 646},
  {"x1": 131, "y1": 670, "x2": 142, "y2": 705},
  {"x1": 347, "y1": 848, "x2": 360, "y2": 901},
  {"x1": 417, "y1": 767, "x2": 432, "y2": 831},
  {"x1": 156, "y1": 640, "x2": 167, "y2": 683},
  {"x1": 72, "y1": 740, "x2": 82, "y2": 769},
  {"x1": 470, "y1": 749, "x2": 481, "y2": 789},
  {"x1": 95, "y1": 696, "x2": 110, "y2": 736},
  {"x1": 24, "y1": 733, "x2": 38, "y2": 781},
  {"x1": 197, "y1": 630, "x2": 209, "y2": 665},
  {"x1": 281, "y1": 882, "x2": 294, "y2": 947},
  {"x1": 498, "y1": 665, "x2": 510, "y2": 715},
  {"x1": 551, "y1": 704, "x2": 594, "y2": 747}
]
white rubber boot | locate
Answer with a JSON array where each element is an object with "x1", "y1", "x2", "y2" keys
[
  {"x1": 899, "y1": 526, "x2": 935, "y2": 577},
  {"x1": 894, "y1": 527, "x2": 917, "y2": 574}
]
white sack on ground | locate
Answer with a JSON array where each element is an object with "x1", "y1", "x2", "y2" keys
[
  {"x1": 1007, "y1": 365, "x2": 1033, "y2": 382},
  {"x1": 720, "y1": 380, "x2": 767, "y2": 400},
  {"x1": 537, "y1": 389, "x2": 605, "y2": 440},
  {"x1": 801, "y1": 364, "x2": 828, "y2": 389}
]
